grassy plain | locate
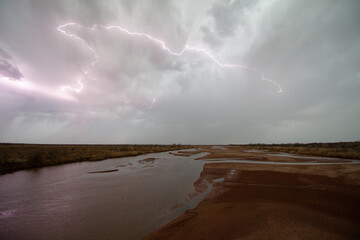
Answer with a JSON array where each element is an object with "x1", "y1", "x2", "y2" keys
[
  {"x1": 1, "y1": 142, "x2": 359, "y2": 175},
  {"x1": 0, "y1": 144, "x2": 190, "y2": 174}
]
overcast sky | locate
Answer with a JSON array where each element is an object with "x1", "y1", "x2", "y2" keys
[{"x1": 0, "y1": 0, "x2": 359, "y2": 144}]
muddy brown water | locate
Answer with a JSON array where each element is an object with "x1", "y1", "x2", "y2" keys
[
  {"x1": 1, "y1": 149, "x2": 358, "y2": 240},
  {"x1": 0, "y1": 150, "x2": 208, "y2": 240}
]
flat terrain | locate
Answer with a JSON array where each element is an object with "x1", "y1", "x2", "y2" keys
[
  {"x1": 237, "y1": 142, "x2": 360, "y2": 159},
  {"x1": 0, "y1": 144, "x2": 190, "y2": 174},
  {"x1": 1, "y1": 142, "x2": 358, "y2": 175},
  {"x1": 144, "y1": 146, "x2": 360, "y2": 240}
]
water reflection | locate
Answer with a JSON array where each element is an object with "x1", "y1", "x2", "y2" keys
[{"x1": 0, "y1": 151, "x2": 207, "y2": 240}]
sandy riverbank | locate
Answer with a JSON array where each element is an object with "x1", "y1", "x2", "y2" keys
[{"x1": 143, "y1": 147, "x2": 360, "y2": 240}]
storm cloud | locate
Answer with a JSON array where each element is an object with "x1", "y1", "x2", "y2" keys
[
  {"x1": 0, "y1": 0, "x2": 359, "y2": 144},
  {"x1": 0, "y1": 48, "x2": 24, "y2": 80}
]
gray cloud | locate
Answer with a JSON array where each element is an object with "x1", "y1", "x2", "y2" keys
[
  {"x1": 0, "y1": 47, "x2": 23, "y2": 80},
  {"x1": 207, "y1": 0, "x2": 242, "y2": 38},
  {"x1": 200, "y1": 25, "x2": 224, "y2": 51},
  {"x1": 0, "y1": 0, "x2": 359, "y2": 144},
  {"x1": 200, "y1": 0, "x2": 258, "y2": 50}
]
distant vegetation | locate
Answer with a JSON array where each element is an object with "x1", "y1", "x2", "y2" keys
[
  {"x1": 0, "y1": 144, "x2": 191, "y2": 175},
  {"x1": 237, "y1": 142, "x2": 360, "y2": 159},
  {"x1": 1, "y1": 142, "x2": 359, "y2": 175}
]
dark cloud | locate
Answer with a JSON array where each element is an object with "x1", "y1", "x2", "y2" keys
[
  {"x1": 200, "y1": 0, "x2": 258, "y2": 50},
  {"x1": 0, "y1": 47, "x2": 23, "y2": 80},
  {"x1": 0, "y1": 0, "x2": 359, "y2": 144},
  {"x1": 207, "y1": 0, "x2": 241, "y2": 38},
  {"x1": 200, "y1": 25, "x2": 223, "y2": 51}
]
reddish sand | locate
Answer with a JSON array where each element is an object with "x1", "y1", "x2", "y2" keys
[{"x1": 143, "y1": 147, "x2": 360, "y2": 240}]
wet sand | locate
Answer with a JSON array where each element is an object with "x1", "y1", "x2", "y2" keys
[
  {"x1": 138, "y1": 158, "x2": 157, "y2": 164},
  {"x1": 88, "y1": 169, "x2": 119, "y2": 173},
  {"x1": 144, "y1": 147, "x2": 360, "y2": 240}
]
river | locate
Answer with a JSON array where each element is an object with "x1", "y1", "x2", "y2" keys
[
  {"x1": 0, "y1": 150, "x2": 208, "y2": 240},
  {"x1": 1, "y1": 148, "x2": 358, "y2": 240}
]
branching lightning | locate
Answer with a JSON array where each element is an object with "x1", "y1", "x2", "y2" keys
[{"x1": 57, "y1": 22, "x2": 283, "y2": 105}]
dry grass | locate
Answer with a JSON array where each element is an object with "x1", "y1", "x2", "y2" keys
[
  {"x1": 236, "y1": 142, "x2": 360, "y2": 159},
  {"x1": 0, "y1": 144, "x2": 191, "y2": 175},
  {"x1": 2, "y1": 142, "x2": 359, "y2": 175}
]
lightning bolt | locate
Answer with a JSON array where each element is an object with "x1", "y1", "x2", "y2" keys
[
  {"x1": 57, "y1": 22, "x2": 283, "y2": 100},
  {"x1": 144, "y1": 92, "x2": 162, "y2": 109},
  {"x1": 60, "y1": 79, "x2": 83, "y2": 93},
  {"x1": 0, "y1": 76, "x2": 75, "y2": 100}
]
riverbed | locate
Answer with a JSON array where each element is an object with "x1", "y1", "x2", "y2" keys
[
  {"x1": 1, "y1": 147, "x2": 360, "y2": 240},
  {"x1": 0, "y1": 150, "x2": 209, "y2": 240}
]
